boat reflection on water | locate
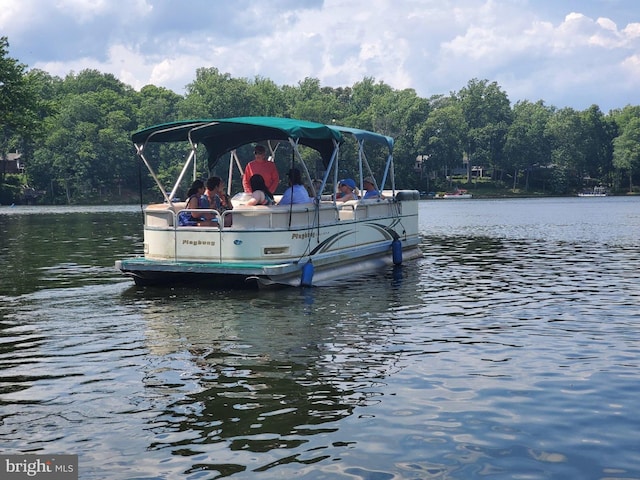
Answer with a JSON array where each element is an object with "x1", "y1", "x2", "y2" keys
[{"x1": 119, "y1": 265, "x2": 420, "y2": 475}]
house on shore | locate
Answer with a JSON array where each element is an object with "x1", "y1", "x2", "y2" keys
[{"x1": 1, "y1": 152, "x2": 25, "y2": 174}]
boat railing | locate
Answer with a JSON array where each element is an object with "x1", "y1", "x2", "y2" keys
[
  {"x1": 145, "y1": 192, "x2": 417, "y2": 230},
  {"x1": 231, "y1": 204, "x2": 335, "y2": 230},
  {"x1": 146, "y1": 203, "x2": 336, "y2": 230}
]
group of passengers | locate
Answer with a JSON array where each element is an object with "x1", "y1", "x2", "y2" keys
[
  {"x1": 243, "y1": 145, "x2": 313, "y2": 205},
  {"x1": 335, "y1": 176, "x2": 383, "y2": 201},
  {"x1": 178, "y1": 144, "x2": 383, "y2": 226},
  {"x1": 179, "y1": 176, "x2": 234, "y2": 227}
]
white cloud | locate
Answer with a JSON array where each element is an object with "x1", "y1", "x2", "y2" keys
[
  {"x1": 107, "y1": 44, "x2": 154, "y2": 90},
  {"x1": 54, "y1": 0, "x2": 111, "y2": 22},
  {"x1": 622, "y1": 54, "x2": 640, "y2": 76},
  {"x1": 1, "y1": 0, "x2": 639, "y2": 111},
  {"x1": 623, "y1": 22, "x2": 640, "y2": 39}
]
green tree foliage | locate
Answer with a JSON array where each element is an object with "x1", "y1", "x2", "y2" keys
[
  {"x1": 613, "y1": 106, "x2": 640, "y2": 192},
  {"x1": 1, "y1": 38, "x2": 55, "y2": 202},
  {"x1": 134, "y1": 85, "x2": 186, "y2": 196},
  {"x1": 364, "y1": 86, "x2": 431, "y2": 189},
  {"x1": 0, "y1": 37, "x2": 40, "y2": 138},
  {"x1": 545, "y1": 107, "x2": 586, "y2": 193},
  {"x1": 29, "y1": 69, "x2": 139, "y2": 203},
  {"x1": 580, "y1": 105, "x2": 616, "y2": 183},
  {"x1": 4, "y1": 34, "x2": 640, "y2": 203},
  {"x1": 458, "y1": 79, "x2": 512, "y2": 181},
  {"x1": 414, "y1": 96, "x2": 467, "y2": 190},
  {"x1": 181, "y1": 67, "x2": 265, "y2": 118},
  {"x1": 504, "y1": 100, "x2": 553, "y2": 190},
  {"x1": 137, "y1": 84, "x2": 183, "y2": 127},
  {"x1": 285, "y1": 77, "x2": 339, "y2": 124}
]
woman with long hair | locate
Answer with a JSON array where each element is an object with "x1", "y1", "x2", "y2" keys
[
  {"x1": 246, "y1": 174, "x2": 274, "y2": 205},
  {"x1": 178, "y1": 179, "x2": 206, "y2": 226}
]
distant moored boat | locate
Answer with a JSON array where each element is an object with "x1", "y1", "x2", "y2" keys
[{"x1": 578, "y1": 186, "x2": 607, "y2": 197}]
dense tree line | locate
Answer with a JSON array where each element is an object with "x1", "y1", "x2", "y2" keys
[{"x1": 1, "y1": 36, "x2": 640, "y2": 204}]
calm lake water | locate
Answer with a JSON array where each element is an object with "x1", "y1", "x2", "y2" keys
[{"x1": 1, "y1": 197, "x2": 639, "y2": 479}]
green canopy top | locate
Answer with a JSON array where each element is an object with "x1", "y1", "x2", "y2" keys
[
  {"x1": 329, "y1": 125, "x2": 394, "y2": 154},
  {"x1": 132, "y1": 116, "x2": 395, "y2": 171},
  {"x1": 132, "y1": 116, "x2": 344, "y2": 169}
]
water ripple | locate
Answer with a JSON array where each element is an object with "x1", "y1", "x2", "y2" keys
[{"x1": 1, "y1": 200, "x2": 640, "y2": 478}]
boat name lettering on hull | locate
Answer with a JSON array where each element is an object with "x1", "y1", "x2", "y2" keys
[
  {"x1": 291, "y1": 232, "x2": 316, "y2": 240},
  {"x1": 182, "y1": 239, "x2": 216, "y2": 246}
]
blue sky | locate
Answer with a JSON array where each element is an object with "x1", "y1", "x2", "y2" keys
[{"x1": 1, "y1": 0, "x2": 639, "y2": 112}]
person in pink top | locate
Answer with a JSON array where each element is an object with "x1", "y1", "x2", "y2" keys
[{"x1": 242, "y1": 145, "x2": 280, "y2": 194}]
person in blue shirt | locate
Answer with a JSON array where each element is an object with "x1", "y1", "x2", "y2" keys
[
  {"x1": 362, "y1": 176, "x2": 383, "y2": 199},
  {"x1": 278, "y1": 168, "x2": 312, "y2": 205}
]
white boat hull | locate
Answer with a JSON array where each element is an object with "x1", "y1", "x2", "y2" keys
[
  {"x1": 117, "y1": 194, "x2": 421, "y2": 288},
  {"x1": 442, "y1": 193, "x2": 472, "y2": 199},
  {"x1": 578, "y1": 187, "x2": 607, "y2": 197}
]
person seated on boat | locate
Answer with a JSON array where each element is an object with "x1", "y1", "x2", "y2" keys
[
  {"x1": 335, "y1": 178, "x2": 358, "y2": 202},
  {"x1": 307, "y1": 178, "x2": 323, "y2": 198},
  {"x1": 178, "y1": 179, "x2": 208, "y2": 226},
  {"x1": 278, "y1": 168, "x2": 312, "y2": 205},
  {"x1": 245, "y1": 174, "x2": 275, "y2": 206},
  {"x1": 242, "y1": 145, "x2": 279, "y2": 194},
  {"x1": 362, "y1": 176, "x2": 383, "y2": 199},
  {"x1": 205, "y1": 176, "x2": 233, "y2": 212},
  {"x1": 204, "y1": 176, "x2": 233, "y2": 226}
]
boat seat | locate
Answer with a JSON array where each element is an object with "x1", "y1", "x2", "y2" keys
[
  {"x1": 339, "y1": 202, "x2": 356, "y2": 220},
  {"x1": 145, "y1": 202, "x2": 185, "y2": 227}
]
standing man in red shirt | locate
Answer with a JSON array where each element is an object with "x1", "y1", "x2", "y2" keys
[{"x1": 242, "y1": 145, "x2": 279, "y2": 194}]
